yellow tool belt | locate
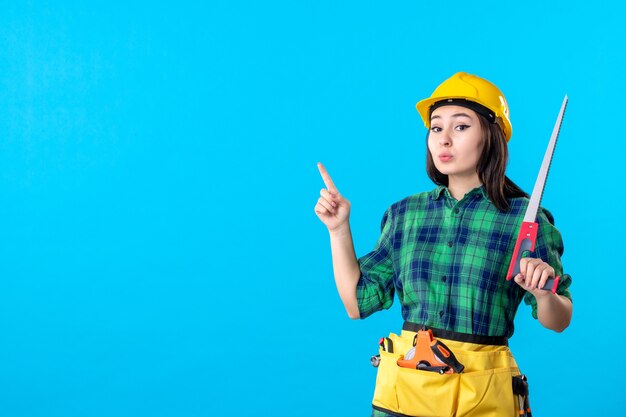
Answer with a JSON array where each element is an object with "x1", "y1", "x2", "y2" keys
[{"x1": 372, "y1": 325, "x2": 521, "y2": 417}]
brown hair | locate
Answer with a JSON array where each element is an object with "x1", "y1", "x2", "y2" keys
[{"x1": 426, "y1": 113, "x2": 528, "y2": 211}]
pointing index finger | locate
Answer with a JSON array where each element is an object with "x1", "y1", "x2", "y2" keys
[{"x1": 317, "y1": 162, "x2": 338, "y2": 193}]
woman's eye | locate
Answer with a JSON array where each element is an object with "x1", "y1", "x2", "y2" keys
[
  {"x1": 455, "y1": 124, "x2": 470, "y2": 131},
  {"x1": 431, "y1": 126, "x2": 442, "y2": 132}
]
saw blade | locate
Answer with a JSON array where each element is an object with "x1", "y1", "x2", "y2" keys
[{"x1": 524, "y1": 95, "x2": 568, "y2": 222}]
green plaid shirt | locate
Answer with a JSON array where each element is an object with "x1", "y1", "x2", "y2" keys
[{"x1": 356, "y1": 185, "x2": 572, "y2": 338}]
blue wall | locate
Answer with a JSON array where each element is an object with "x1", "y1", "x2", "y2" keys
[{"x1": 1, "y1": 1, "x2": 623, "y2": 416}]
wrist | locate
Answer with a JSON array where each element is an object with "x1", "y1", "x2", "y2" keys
[{"x1": 328, "y1": 221, "x2": 351, "y2": 237}]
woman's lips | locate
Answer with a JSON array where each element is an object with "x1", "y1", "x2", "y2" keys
[{"x1": 439, "y1": 154, "x2": 453, "y2": 162}]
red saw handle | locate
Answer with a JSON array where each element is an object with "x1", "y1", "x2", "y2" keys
[{"x1": 506, "y1": 221, "x2": 559, "y2": 294}]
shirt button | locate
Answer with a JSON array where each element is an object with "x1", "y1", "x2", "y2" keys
[
  {"x1": 454, "y1": 208, "x2": 459, "y2": 214},
  {"x1": 439, "y1": 311, "x2": 444, "y2": 317},
  {"x1": 447, "y1": 241, "x2": 453, "y2": 247},
  {"x1": 442, "y1": 276, "x2": 447, "y2": 282}
]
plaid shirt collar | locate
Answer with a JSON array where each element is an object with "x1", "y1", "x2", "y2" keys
[{"x1": 430, "y1": 185, "x2": 488, "y2": 202}]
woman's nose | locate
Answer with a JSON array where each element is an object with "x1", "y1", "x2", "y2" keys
[{"x1": 439, "y1": 132, "x2": 451, "y2": 146}]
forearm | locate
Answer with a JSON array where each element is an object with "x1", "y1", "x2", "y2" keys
[
  {"x1": 328, "y1": 222, "x2": 361, "y2": 319},
  {"x1": 536, "y1": 292, "x2": 573, "y2": 332}
]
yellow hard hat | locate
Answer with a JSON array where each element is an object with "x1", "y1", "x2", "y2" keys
[{"x1": 416, "y1": 72, "x2": 512, "y2": 141}]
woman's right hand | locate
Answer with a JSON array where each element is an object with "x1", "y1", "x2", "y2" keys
[{"x1": 314, "y1": 162, "x2": 351, "y2": 232}]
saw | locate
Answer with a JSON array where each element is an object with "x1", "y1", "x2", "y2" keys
[{"x1": 505, "y1": 95, "x2": 568, "y2": 293}]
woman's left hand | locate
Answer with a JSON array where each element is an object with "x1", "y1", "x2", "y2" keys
[{"x1": 513, "y1": 257, "x2": 555, "y2": 297}]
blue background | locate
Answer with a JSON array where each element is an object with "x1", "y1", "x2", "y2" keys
[{"x1": 1, "y1": 1, "x2": 623, "y2": 416}]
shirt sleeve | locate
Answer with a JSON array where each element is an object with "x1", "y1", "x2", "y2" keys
[
  {"x1": 356, "y1": 207, "x2": 396, "y2": 319},
  {"x1": 523, "y1": 208, "x2": 573, "y2": 318}
]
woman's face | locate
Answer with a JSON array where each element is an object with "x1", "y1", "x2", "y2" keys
[{"x1": 428, "y1": 105, "x2": 484, "y2": 182}]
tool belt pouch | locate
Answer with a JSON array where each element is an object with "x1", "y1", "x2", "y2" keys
[{"x1": 372, "y1": 332, "x2": 521, "y2": 417}]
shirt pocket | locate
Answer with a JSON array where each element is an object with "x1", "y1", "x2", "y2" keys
[{"x1": 463, "y1": 230, "x2": 514, "y2": 288}]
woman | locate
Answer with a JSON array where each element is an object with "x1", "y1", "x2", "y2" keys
[{"x1": 314, "y1": 72, "x2": 573, "y2": 417}]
